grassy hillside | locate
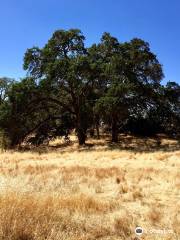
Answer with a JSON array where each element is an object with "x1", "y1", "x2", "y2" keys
[{"x1": 0, "y1": 135, "x2": 179, "y2": 240}]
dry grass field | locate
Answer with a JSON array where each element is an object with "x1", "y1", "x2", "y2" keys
[{"x1": 0, "y1": 135, "x2": 179, "y2": 240}]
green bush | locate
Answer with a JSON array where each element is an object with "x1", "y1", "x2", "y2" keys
[{"x1": 0, "y1": 130, "x2": 10, "y2": 151}]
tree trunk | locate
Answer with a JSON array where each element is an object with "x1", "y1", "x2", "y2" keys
[
  {"x1": 77, "y1": 127, "x2": 86, "y2": 145},
  {"x1": 76, "y1": 112, "x2": 87, "y2": 145},
  {"x1": 74, "y1": 98, "x2": 87, "y2": 146},
  {"x1": 95, "y1": 114, "x2": 100, "y2": 139},
  {"x1": 112, "y1": 116, "x2": 118, "y2": 143},
  {"x1": 89, "y1": 128, "x2": 95, "y2": 137},
  {"x1": 96, "y1": 123, "x2": 100, "y2": 139}
]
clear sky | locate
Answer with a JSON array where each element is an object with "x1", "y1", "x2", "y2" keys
[{"x1": 0, "y1": 0, "x2": 179, "y2": 84}]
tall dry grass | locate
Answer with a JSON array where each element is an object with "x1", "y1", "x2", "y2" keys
[{"x1": 0, "y1": 135, "x2": 179, "y2": 240}]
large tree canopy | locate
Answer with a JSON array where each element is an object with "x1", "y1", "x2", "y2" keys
[
  {"x1": 0, "y1": 29, "x2": 179, "y2": 148},
  {"x1": 24, "y1": 29, "x2": 96, "y2": 145},
  {"x1": 91, "y1": 33, "x2": 164, "y2": 141}
]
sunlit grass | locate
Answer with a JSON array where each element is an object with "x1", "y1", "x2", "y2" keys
[{"x1": 0, "y1": 135, "x2": 179, "y2": 239}]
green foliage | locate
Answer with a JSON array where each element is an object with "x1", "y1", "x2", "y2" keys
[
  {"x1": 23, "y1": 29, "x2": 96, "y2": 145},
  {"x1": 0, "y1": 29, "x2": 179, "y2": 148},
  {"x1": 0, "y1": 130, "x2": 10, "y2": 150}
]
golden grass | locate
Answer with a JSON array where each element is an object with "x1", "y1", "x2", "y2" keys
[{"x1": 0, "y1": 135, "x2": 179, "y2": 240}]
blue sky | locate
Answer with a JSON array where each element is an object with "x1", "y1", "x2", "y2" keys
[{"x1": 0, "y1": 0, "x2": 179, "y2": 84}]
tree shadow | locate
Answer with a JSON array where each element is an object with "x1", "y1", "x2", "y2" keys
[
  {"x1": 17, "y1": 134, "x2": 180, "y2": 154},
  {"x1": 106, "y1": 135, "x2": 180, "y2": 153},
  {"x1": 71, "y1": 134, "x2": 180, "y2": 153}
]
